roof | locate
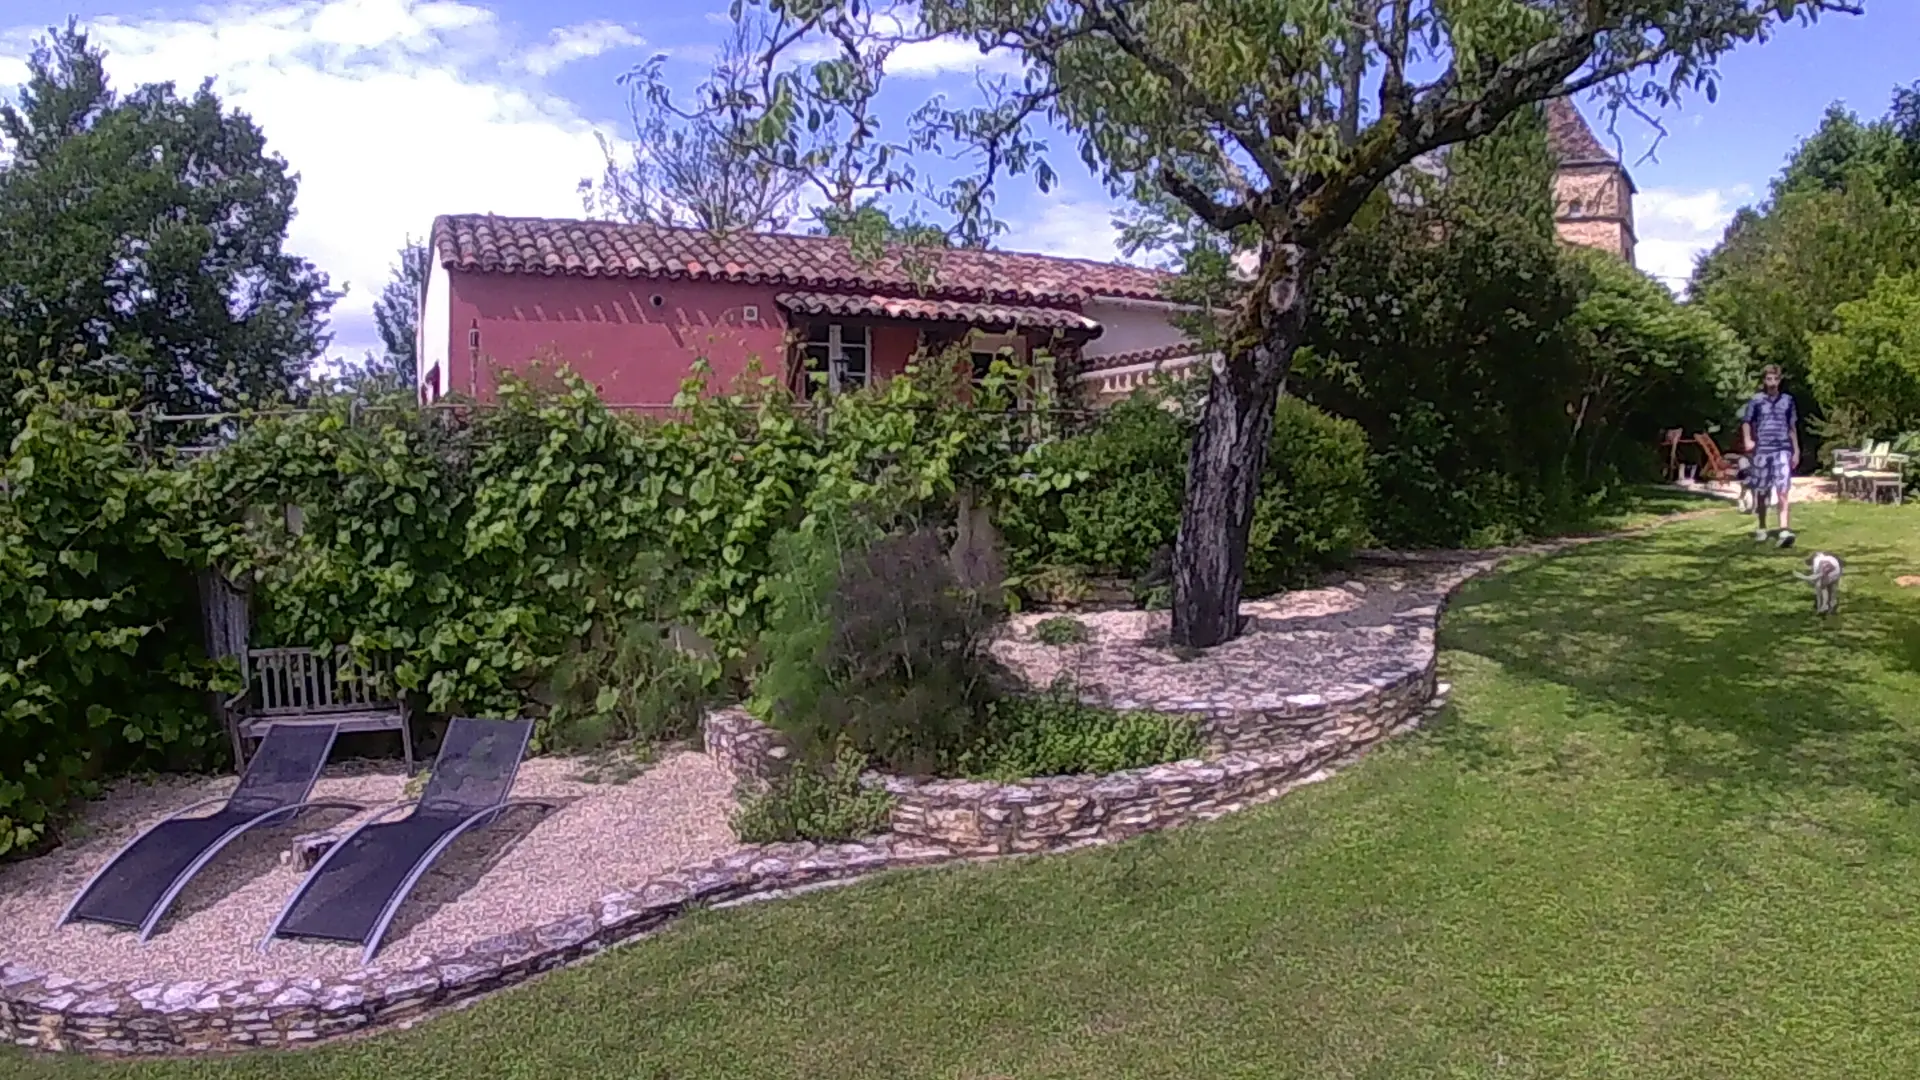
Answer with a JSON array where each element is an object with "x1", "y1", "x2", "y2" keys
[
  {"x1": 1547, "y1": 98, "x2": 1618, "y2": 167},
  {"x1": 1077, "y1": 341, "x2": 1212, "y2": 374},
  {"x1": 430, "y1": 214, "x2": 1176, "y2": 305},
  {"x1": 777, "y1": 292, "x2": 1102, "y2": 334}
]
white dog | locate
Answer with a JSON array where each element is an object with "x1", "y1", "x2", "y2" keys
[{"x1": 1796, "y1": 551, "x2": 1843, "y2": 616}]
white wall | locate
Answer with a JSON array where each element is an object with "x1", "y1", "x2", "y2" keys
[
  {"x1": 419, "y1": 257, "x2": 451, "y2": 398},
  {"x1": 1080, "y1": 298, "x2": 1199, "y2": 359}
]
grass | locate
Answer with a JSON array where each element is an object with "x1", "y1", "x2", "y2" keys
[{"x1": 13, "y1": 498, "x2": 1920, "y2": 1079}]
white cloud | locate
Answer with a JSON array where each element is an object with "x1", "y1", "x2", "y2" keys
[
  {"x1": 1633, "y1": 184, "x2": 1754, "y2": 293},
  {"x1": 521, "y1": 20, "x2": 646, "y2": 77},
  {"x1": 1003, "y1": 192, "x2": 1132, "y2": 264},
  {"x1": 0, "y1": 0, "x2": 627, "y2": 364},
  {"x1": 885, "y1": 37, "x2": 1022, "y2": 79}
]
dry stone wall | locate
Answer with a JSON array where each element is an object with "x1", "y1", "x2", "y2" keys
[{"x1": 1, "y1": 839, "x2": 962, "y2": 1056}]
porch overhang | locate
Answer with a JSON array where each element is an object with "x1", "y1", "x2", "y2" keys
[{"x1": 776, "y1": 291, "x2": 1103, "y2": 338}]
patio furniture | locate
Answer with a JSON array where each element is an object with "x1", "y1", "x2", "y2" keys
[
  {"x1": 1835, "y1": 441, "x2": 1910, "y2": 504},
  {"x1": 259, "y1": 717, "x2": 553, "y2": 964},
  {"x1": 226, "y1": 646, "x2": 416, "y2": 775},
  {"x1": 1830, "y1": 438, "x2": 1875, "y2": 500},
  {"x1": 1692, "y1": 433, "x2": 1738, "y2": 483},
  {"x1": 56, "y1": 723, "x2": 360, "y2": 940}
]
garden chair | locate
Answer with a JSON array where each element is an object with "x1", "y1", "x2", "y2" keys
[
  {"x1": 259, "y1": 717, "x2": 553, "y2": 964},
  {"x1": 1849, "y1": 441, "x2": 1911, "y2": 505},
  {"x1": 1692, "y1": 433, "x2": 1738, "y2": 483},
  {"x1": 56, "y1": 723, "x2": 361, "y2": 940}
]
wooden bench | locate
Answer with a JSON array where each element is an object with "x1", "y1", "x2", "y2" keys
[{"x1": 225, "y1": 646, "x2": 416, "y2": 774}]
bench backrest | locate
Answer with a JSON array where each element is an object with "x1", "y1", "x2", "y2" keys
[{"x1": 246, "y1": 646, "x2": 399, "y2": 715}]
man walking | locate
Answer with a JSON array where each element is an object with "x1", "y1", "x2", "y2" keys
[{"x1": 1740, "y1": 364, "x2": 1801, "y2": 548}]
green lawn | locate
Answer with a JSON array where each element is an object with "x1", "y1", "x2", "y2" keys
[{"x1": 12, "y1": 498, "x2": 1920, "y2": 1079}]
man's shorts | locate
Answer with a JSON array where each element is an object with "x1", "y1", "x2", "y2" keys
[{"x1": 1746, "y1": 449, "x2": 1793, "y2": 497}]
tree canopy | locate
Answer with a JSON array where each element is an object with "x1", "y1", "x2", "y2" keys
[
  {"x1": 1692, "y1": 77, "x2": 1920, "y2": 448},
  {"x1": 0, "y1": 21, "x2": 337, "y2": 432}
]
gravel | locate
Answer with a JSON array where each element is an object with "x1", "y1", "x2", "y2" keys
[{"x1": 0, "y1": 750, "x2": 743, "y2": 983}]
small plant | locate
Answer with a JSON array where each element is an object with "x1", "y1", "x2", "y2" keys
[
  {"x1": 1033, "y1": 615, "x2": 1089, "y2": 646},
  {"x1": 730, "y1": 746, "x2": 896, "y2": 843},
  {"x1": 951, "y1": 683, "x2": 1204, "y2": 780},
  {"x1": 403, "y1": 768, "x2": 432, "y2": 799},
  {"x1": 1139, "y1": 583, "x2": 1173, "y2": 612}
]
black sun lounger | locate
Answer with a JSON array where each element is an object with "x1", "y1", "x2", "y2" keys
[
  {"x1": 260, "y1": 717, "x2": 552, "y2": 964},
  {"x1": 57, "y1": 722, "x2": 359, "y2": 940}
]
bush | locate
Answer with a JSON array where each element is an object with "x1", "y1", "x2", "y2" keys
[
  {"x1": 730, "y1": 746, "x2": 895, "y2": 843},
  {"x1": 998, "y1": 395, "x2": 1187, "y2": 579},
  {"x1": 1244, "y1": 396, "x2": 1373, "y2": 593},
  {"x1": 751, "y1": 520, "x2": 1004, "y2": 776},
  {"x1": 1002, "y1": 392, "x2": 1370, "y2": 594},
  {"x1": 950, "y1": 685, "x2": 1205, "y2": 780}
]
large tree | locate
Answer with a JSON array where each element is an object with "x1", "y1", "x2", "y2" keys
[
  {"x1": 0, "y1": 21, "x2": 338, "y2": 425},
  {"x1": 689, "y1": 0, "x2": 1860, "y2": 647}
]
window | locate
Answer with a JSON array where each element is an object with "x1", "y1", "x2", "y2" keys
[
  {"x1": 802, "y1": 323, "x2": 871, "y2": 395},
  {"x1": 970, "y1": 351, "x2": 997, "y2": 384},
  {"x1": 1568, "y1": 198, "x2": 1587, "y2": 218}
]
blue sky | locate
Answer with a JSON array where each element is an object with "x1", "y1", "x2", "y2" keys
[{"x1": 1, "y1": 0, "x2": 1914, "y2": 363}]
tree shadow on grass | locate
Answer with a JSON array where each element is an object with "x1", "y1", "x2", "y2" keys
[{"x1": 1432, "y1": 522, "x2": 1920, "y2": 810}]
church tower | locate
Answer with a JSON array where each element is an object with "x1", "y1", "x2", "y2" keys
[{"x1": 1546, "y1": 98, "x2": 1638, "y2": 265}]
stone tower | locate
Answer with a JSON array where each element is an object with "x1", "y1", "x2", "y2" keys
[{"x1": 1546, "y1": 97, "x2": 1637, "y2": 265}]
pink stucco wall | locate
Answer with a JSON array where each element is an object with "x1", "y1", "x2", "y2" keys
[{"x1": 441, "y1": 271, "x2": 945, "y2": 405}]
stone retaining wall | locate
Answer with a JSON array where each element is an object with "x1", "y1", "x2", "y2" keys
[
  {"x1": 1, "y1": 839, "x2": 961, "y2": 1056},
  {"x1": 705, "y1": 658, "x2": 1438, "y2": 857}
]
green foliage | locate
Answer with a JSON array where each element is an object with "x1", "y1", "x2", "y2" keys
[
  {"x1": 729, "y1": 745, "x2": 895, "y2": 843},
  {"x1": 752, "y1": 522, "x2": 1003, "y2": 777},
  {"x1": 543, "y1": 603, "x2": 720, "y2": 753},
  {"x1": 1033, "y1": 616, "x2": 1089, "y2": 647},
  {"x1": 1291, "y1": 106, "x2": 1735, "y2": 549},
  {"x1": 951, "y1": 687, "x2": 1205, "y2": 781},
  {"x1": 998, "y1": 395, "x2": 1185, "y2": 578},
  {"x1": 1563, "y1": 247, "x2": 1753, "y2": 478},
  {"x1": 1243, "y1": 396, "x2": 1373, "y2": 592},
  {"x1": 0, "y1": 378, "x2": 222, "y2": 857},
  {"x1": 0, "y1": 22, "x2": 336, "y2": 437},
  {"x1": 1693, "y1": 85, "x2": 1920, "y2": 442},
  {"x1": 1001, "y1": 392, "x2": 1370, "y2": 591},
  {"x1": 1808, "y1": 272, "x2": 1920, "y2": 438}
]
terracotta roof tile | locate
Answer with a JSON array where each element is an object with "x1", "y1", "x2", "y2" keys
[
  {"x1": 1547, "y1": 98, "x2": 1617, "y2": 166},
  {"x1": 776, "y1": 291, "x2": 1103, "y2": 334},
  {"x1": 431, "y1": 214, "x2": 1176, "y2": 304},
  {"x1": 1076, "y1": 342, "x2": 1211, "y2": 374}
]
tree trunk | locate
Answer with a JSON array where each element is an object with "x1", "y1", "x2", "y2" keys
[{"x1": 1169, "y1": 250, "x2": 1314, "y2": 649}]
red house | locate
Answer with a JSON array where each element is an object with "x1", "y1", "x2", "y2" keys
[{"x1": 417, "y1": 214, "x2": 1216, "y2": 408}]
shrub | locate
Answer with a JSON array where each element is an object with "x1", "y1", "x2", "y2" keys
[
  {"x1": 730, "y1": 746, "x2": 896, "y2": 843},
  {"x1": 1003, "y1": 392, "x2": 1370, "y2": 593},
  {"x1": 541, "y1": 610, "x2": 720, "y2": 753},
  {"x1": 951, "y1": 685, "x2": 1205, "y2": 780},
  {"x1": 1033, "y1": 615, "x2": 1089, "y2": 646},
  {"x1": 1244, "y1": 396, "x2": 1373, "y2": 593},
  {"x1": 998, "y1": 395, "x2": 1186, "y2": 578},
  {"x1": 752, "y1": 520, "x2": 1003, "y2": 776}
]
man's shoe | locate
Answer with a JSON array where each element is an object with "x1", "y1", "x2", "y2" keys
[
  {"x1": 1753, "y1": 528, "x2": 1772, "y2": 542},
  {"x1": 1777, "y1": 530, "x2": 1797, "y2": 549}
]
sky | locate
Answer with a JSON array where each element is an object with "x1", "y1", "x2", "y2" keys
[{"x1": 1, "y1": 1, "x2": 1915, "y2": 366}]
